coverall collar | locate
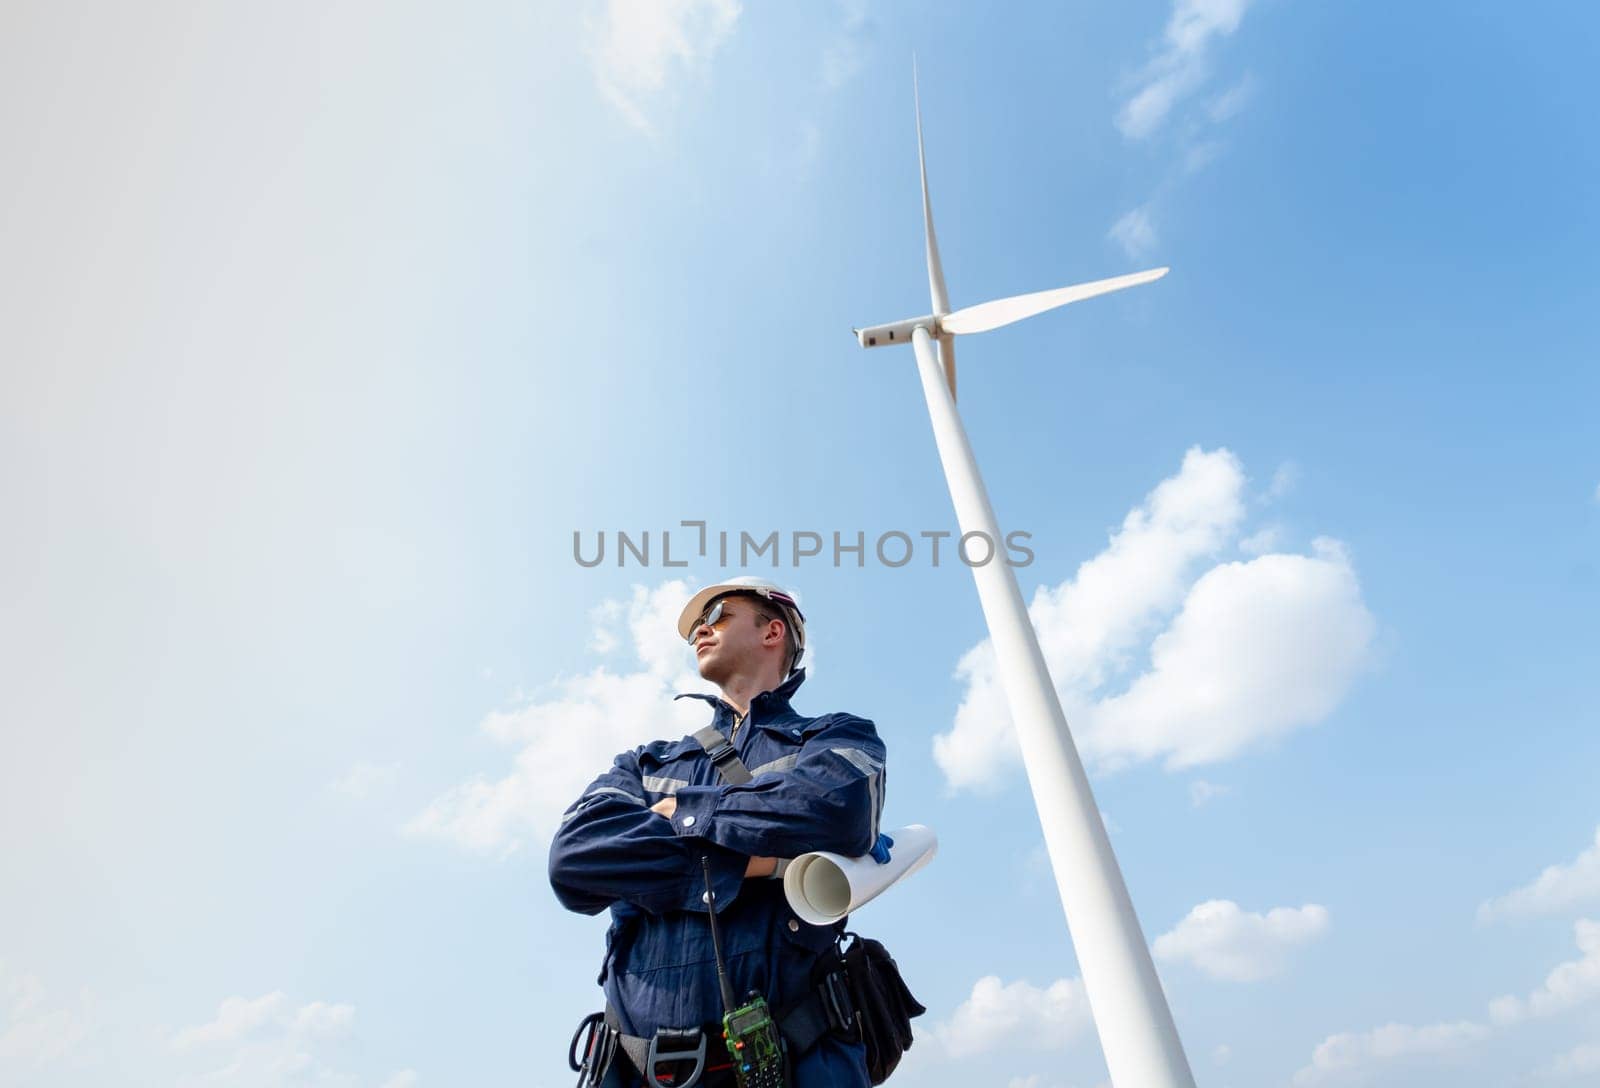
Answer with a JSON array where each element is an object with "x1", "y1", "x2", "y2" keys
[{"x1": 673, "y1": 667, "x2": 808, "y2": 720}]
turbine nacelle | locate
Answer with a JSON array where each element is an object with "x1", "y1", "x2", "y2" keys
[{"x1": 854, "y1": 315, "x2": 936, "y2": 349}]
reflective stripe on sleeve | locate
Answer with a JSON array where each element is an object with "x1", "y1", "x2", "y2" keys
[
  {"x1": 749, "y1": 753, "x2": 800, "y2": 777},
  {"x1": 830, "y1": 747, "x2": 885, "y2": 841},
  {"x1": 583, "y1": 785, "x2": 646, "y2": 806},
  {"x1": 828, "y1": 747, "x2": 883, "y2": 777}
]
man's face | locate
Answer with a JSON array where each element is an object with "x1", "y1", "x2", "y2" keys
[{"x1": 690, "y1": 594, "x2": 779, "y2": 684}]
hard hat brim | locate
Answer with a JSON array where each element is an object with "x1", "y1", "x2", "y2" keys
[{"x1": 676, "y1": 579, "x2": 805, "y2": 642}]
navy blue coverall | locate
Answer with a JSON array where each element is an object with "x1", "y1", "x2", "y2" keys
[{"x1": 549, "y1": 668, "x2": 885, "y2": 1086}]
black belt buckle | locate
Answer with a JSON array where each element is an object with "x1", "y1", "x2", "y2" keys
[{"x1": 646, "y1": 1026, "x2": 707, "y2": 1087}]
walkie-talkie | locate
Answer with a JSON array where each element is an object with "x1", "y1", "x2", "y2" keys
[{"x1": 701, "y1": 857, "x2": 788, "y2": 1088}]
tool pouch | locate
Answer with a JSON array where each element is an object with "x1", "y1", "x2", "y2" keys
[{"x1": 832, "y1": 933, "x2": 926, "y2": 1085}]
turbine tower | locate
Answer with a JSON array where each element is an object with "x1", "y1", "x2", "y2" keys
[{"x1": 854, "y1": 77, "x2": 1195, "y2": 1088}]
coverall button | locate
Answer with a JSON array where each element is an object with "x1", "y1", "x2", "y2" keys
[
  {"x1": 702, "y1": 891, "x2": 712, "y2": 904},
  {"x1": 788, "y1": 919, "x2": 800, "y2": 932},
  {"x1": 681, "y1": 815, "x2": 696, "y2": 828}
]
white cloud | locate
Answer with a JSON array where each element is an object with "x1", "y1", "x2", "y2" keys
[
  {"x1": 1266, "y1": 461, "x2": 1300, "y2": 501},
  {"x1": 1020, "y1": 842, "x2": 1053, "y2": 893},
  {"x1": 167, "y1": 991, "x2": 385, "y2": 1088},
  {"x1": 1479, "y1": 826, "x2": 1600, "y2": 923},
  {"x1": 1207, "y1": 76, "x2": 1256, "y2": 123},
  {"x1": 2, "y1": 968, "x2": 43, "y2": 1020},
  {"x1": 1293, "y1": 1020, "x2": 1489, "y2": 1084},
  {"x1": 1295, "y1": 919, "x2": 1600, "y2": 1082},
  {"x1": 933, "y1": 448, "x2": 1374, "y2": 791},
  {"x1": 586, "y1": 0, "x2": 741, "y2": 130},
  {"x1": 1541, "y1": 1041, "x2": 1600, "y2": 1079},
  {"x1": 1109, "y1": 2, "x2": 1259, "y2": 253},
  {"x1": 171, "y1": 992, "x2": 354, "y2": 1054},
  {"x1": 171, "y1": 992, "x2": 285, "y2": 1052},
  {"x1": 1188, "y1": 779, "x2": 1229, "y2": 807},
  {"x1": 409, "y1": 579, "x2": 717, "y2": 855},
  {"x1": 937, "y1": 447, "x2": 1246, "y2": 790},
  {"x1": 934, "y1": 975, "x2": 1093, "y2": 1059},
  {"x1": 1153, "y1": 899, "x2": 1329, "y2": 981},
  {"x1": 1488, "y1": 918, "x2": 1600, "y2": 1025},
  {"x1": 1182, "y1": 140, "x2": 1222, "y2": 174},
  {"x1": 1238, "y1": 527, "x2": 1281, "y2": 555},
  {"x1": 328, "y1": 761, "x2": 400, "y2": 800},
  {"x1": 0, "y1": 965, "x2": 88, "y2": 1069},
  {"x1": 1109, "y1": 205, "x2": 1158, "y2": 259},
  {"x1": 1031, "y1": 446, "x2": 1248, "y2": 691},
  {"x1": 1087, "y1": 539, "x2": 1374, "y2": 770},
  {"x1": 820, "y1": 0, "x2": 872, "y2": 91},
  {"x1": 290, "y1": 1001, "x2": 355, "y2": 1039},
  {"x1": 0, "y1": 1007, "x2": 88, "y2": 1068},
  {"x1": 1118, "y1": 0, "x2": 1254, "y2": 140},
  {"x1": 1213, "y1": 1043, "x2": 1232, "y2": 1064}
]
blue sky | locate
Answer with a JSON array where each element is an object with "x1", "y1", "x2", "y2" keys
[{"x1": 2, "y1": 1, "x2": 1598, "y2": 1086}]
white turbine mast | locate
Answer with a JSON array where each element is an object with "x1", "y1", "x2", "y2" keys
[{"x1": 855, "y1": 72, "x2": 1195, "y2": 1088}]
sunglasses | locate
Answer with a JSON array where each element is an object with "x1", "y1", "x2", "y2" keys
[
  {"x1": 686, "y1": 598, "x2": 736, "y2": 642},
  {"x1": 685, "y1": 591, "x2": 801, "y2": 644}
]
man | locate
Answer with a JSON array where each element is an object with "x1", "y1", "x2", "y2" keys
[{"x1": 550, "y1": 577, "x2": 886, "y2": 1087}]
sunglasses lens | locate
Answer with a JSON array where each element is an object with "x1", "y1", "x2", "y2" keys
[{"x1": 688, "y1": 600, "x2": 724, "y2": 642}]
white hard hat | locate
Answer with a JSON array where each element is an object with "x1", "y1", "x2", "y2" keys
[{"x1": 677, "y1": 577, "x2": 806, "y2": 671}]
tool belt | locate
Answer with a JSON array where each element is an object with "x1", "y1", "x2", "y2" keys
[{"x1": 569, "y1": 966, "x2": 855, "y2": 1088}]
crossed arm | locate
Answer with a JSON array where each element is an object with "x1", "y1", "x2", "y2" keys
[
  {"x1": 546, "y1": 747, "x2": 750, "y2": 916},
  {"x1": 648, "y1": 795, "x2": 778, "y2": 878},
  {"x1": 548, "y1": 714, "x2": 886, "y2": 917}
]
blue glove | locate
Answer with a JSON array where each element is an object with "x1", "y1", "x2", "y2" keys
[{"x1": 869, "y1": 833, "x2": 894, "y2": 864}]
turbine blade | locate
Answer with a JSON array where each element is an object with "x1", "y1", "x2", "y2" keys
[
  {"x1": 939, "y1": 335, "x2": 957, "y2": 401},
  {"x1": 915, "y1": 61, "x2": 951, "y2": 316},
  {"x1": 940, "y1": 267, "x2": 1170, "y2": 336}
]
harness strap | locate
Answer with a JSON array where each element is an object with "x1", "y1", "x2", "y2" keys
[
  {"x1": 776, "y1": 971, "x2": 857, "y2": 1054},
  {"x1": 605, "y1": 1011, "x2": 652, "y2": 1080},
  {"x1": 692, "y1": 725, "x2": 753, "y2": 785},
  {"x1": 691, "y1": 724, "x2": 789, "y2": 878}
]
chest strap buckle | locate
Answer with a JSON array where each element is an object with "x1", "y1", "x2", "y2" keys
[{"x1": 692, "y1": 725, "x2": 753, "y2": 785}]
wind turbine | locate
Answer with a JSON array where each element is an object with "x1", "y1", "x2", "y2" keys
[{"x1": 854, "y1": 78, "x2": 1196, "y2": 1088}]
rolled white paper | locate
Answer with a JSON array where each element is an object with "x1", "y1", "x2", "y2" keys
[{"x1": 782, "y1": 824, "x2": 938, "y2": 925}]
